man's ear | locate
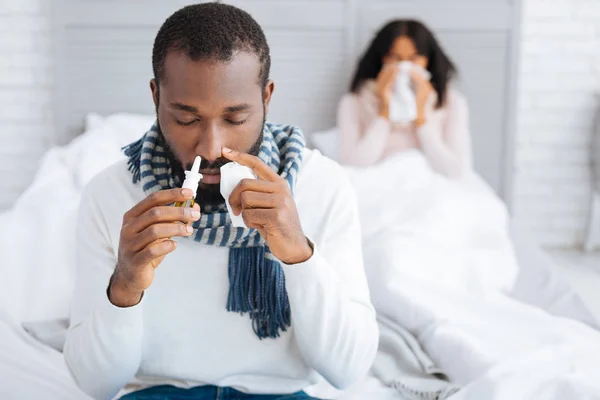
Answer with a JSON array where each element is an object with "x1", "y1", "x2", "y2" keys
[
  {"x1": 263, "y1": 79, "x2": 275, "y2": 116},
  {"x1": 150, "y1": 79, "x2": 159, "y2": 109}
]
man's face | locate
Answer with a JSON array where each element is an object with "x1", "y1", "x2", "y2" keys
[{"x1": 150, "y1": 51, "x2": 273, "y2": 204}]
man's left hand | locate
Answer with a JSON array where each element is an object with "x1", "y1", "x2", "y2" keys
[{"x1": 222, "y1": 147, "x2": 313, "y2": 265}]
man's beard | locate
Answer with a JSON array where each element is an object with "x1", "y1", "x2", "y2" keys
[{"x1": 157, "y1": 118, "x2": 265, "y2": 208}]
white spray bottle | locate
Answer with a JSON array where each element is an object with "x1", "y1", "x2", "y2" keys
[{"x1": 174, "y1": 155, "x2": 202, "y2": 208}]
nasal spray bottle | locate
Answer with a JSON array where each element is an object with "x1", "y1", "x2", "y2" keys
[{"x1": 174, "y1": 155, "x2": 202, "y2": 208}]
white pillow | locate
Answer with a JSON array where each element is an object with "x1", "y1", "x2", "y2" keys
[
  {"x1": 310, "y1": 127, "x2": 339, "y2": 161},
  {"x1": 83, "y1": 112, "x2": 154, "y2": 136},
  {"x1": 0, "y1": 148, "x2": 78, "y2": 323},
  {"x1": 71, "y1": 113, "x2": 155, "y2": 188},
  {"x1": 84, "y1": 112, "x2": 105, "y2": 131},
  {"x1": 0, "y1": 113, "x2": 154, "y2": 324}
]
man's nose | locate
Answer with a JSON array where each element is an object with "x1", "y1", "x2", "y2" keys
[{"x1": 196, "y1": 122, "x2": 223, "y2": 163}]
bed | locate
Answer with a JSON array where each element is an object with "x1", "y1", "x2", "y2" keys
[{"x1": 1, "y1": 113, "x2": 599, "y2": 399}]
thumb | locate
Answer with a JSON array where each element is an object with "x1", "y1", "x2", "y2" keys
[
  {"x1": 409, "y1": 69, "x2": 423, "y2": 82},
  {"x1": 257, "y1": 227, "x2": 268, "y2": 240}
]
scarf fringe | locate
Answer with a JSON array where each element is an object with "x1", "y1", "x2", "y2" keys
[
  {"x1": 227, "y1": 247, "x2": 291, "y2": 339},
  {"x1": 122, "y1": 135, "x2": 145, "y2": 184}
]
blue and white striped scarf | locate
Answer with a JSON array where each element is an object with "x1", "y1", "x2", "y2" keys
[{"x1": 123, "y1": 121, "x2": 306, "y2": 339}]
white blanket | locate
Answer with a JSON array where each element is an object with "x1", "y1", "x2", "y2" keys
[
  {"x1": 0, "y1": 308, "x2": 90, "y2": 399},
  {"x1": 350, "y1": 151, "x2": 600, "y2": 399},
  {"x1": 350, "y1": 150, "x2": 519, "y2": 295}
]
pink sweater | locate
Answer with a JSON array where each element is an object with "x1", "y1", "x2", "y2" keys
[{"x1": 337, "y1": 80, "x2": 472, "y2": 178}]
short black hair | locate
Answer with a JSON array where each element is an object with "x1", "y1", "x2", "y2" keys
[{"x1": 152, "y1": 2, "x2": 271, "y2": 87}]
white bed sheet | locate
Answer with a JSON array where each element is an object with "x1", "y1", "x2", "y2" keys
[
  {"x1": 508, "y1": 225, "x2": 598, "y2": 328},
  {"x1": 0, "y1": 308, "x2": 90, "y2": 399},
  {"x1": 460, "y1": 172, "x2": 596, "y2": 327}
]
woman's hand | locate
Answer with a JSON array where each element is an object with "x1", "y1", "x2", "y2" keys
[
  {"x1": 410, "y1": 69, "x2": 434, "y2": 126},
  {"x1": 375, "y1": 63, "x2": 398, "y2": 119}
]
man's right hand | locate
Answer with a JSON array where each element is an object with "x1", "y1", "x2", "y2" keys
[{"x1": 109, "y1": 188, "x2": 201, "y2": 307}]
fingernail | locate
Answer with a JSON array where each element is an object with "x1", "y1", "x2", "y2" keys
[
  {"x1": 186, "y1": 225, "x2": 194, "y2": 233},
  {"x1": 222, "y1": 147, "x2": 232, "y2": 153},
  {"x1": 191, "y1": 210, "x2": 201, "y2": 219},
  {"x1": 182, "y1": 189, "x2": 193, "y2": 197}
]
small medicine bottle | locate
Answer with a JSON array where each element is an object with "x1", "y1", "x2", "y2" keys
[{"x1": 174, "y1": 155, "x2": 202, "y2": 208}]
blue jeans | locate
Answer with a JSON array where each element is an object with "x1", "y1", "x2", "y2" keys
[{"x1": 119, "y1": 385, "x2": 322, "y2": 400}]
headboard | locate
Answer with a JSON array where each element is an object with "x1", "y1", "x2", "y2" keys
[{"x1": 52, "y1": 0, "x2": 521, "y2": 201}]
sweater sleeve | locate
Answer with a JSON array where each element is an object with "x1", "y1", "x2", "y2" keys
[
  {"x1": 281, "y1": 170, "x2": 379, "y2": 389},
  {"x1": 64, "y1": 181, "x2": 144, "y2": 400},
  {"x1": 416, "y1": 91, "x2": 472, "y2": 179},
  {"x1": 337, "y1": 94, "x2": 390, "y2": 166}
]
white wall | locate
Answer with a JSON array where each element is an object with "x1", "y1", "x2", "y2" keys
[
  {"x1": 512, "y1": 0, "x2": 600, "y2": 248},
  {"x1": 0, "y1": 0, "x2": 54, "y2": 209}
]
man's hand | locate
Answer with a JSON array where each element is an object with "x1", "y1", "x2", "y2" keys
[
  {"x1": 222, "y1": 147, "x2": 313, "y2": 265},
  {"x1": 110, "y1": 188, "x2": 201, "y2": 307}
]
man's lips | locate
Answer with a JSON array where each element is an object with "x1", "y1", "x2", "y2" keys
[{"x1": 200, "y1": 170, "x2": 221, "y2": 184}]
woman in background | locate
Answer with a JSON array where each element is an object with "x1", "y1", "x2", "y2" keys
[{"x1": 338, "y1": 20, "x2": 471, "y2": 178}]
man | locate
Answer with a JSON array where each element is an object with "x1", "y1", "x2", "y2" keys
[{"x1": 65, "y1": 3, "x2": 378, "y2": 399}]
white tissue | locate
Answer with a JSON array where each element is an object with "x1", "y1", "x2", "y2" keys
[
  {"x1": 389, "y1": 61, "x2": 431, "y2": 123},
  {"x1": 220, "y1": 162, "x2": 257, "y2": 228}
]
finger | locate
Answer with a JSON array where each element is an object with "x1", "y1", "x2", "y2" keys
[
  {"x1": 221, "y1": 148, "x2": 280, "y2": 182},
  {"x1": 237, "y1": 191, "x2": 277, "y2": 214},
  {"x1": 124, "y1": 189, "x2": 195, "y2": 221},
  {"x1": 384, "y1": 63, "x2": 397, "y2": 75},
  {"x1": 383, "y1": 69, "x2": 398, "y2": 90},
  {"x1": 377, "y1": 66, "x2": 395, "y2": 92},
  {"x1": 241, "y1": 208, "x2": 274, "y2": 230},
  {"x1": 127, "y1": 206, "x2": 201, "y2": 234},
  {"x1": 382, "y1": 62, "x2": 396, "y2": 73},
  {"x1": 387, "y1": 66, "x2": 399, "y2": 81},
  {"x1": 134, "y1": 239, "x2": 177, "y2": 268},
  {"x1": 228, "y1": 179, "x2": 280, "y2": 214},
  {"x1": 132, "y1": 223, "x2": 194, "y2": 252},
  {"x1": 378, "y1": 66, "x2": 392, "y2": 83},
  {"x1": 409, "y1": 69, "x2": 426, "y2": 83},
  {"x1": 256, "y1": 227, "x2": 268, "y2": 240}
]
